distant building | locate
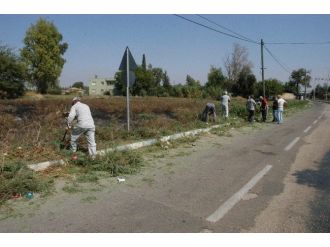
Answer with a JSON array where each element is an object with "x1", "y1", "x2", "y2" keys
[
  {"x1": 63, "y1": 87, "x2": 85, "y2": 96},
  {"x1": 89, "y1": 75, "x2": 116, "y2": 96}
]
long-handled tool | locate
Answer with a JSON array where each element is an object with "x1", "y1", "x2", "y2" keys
[
  {"x1": 60, "y1": 112, "x2": 70, "y2": 150},
  {"x1": 59, "y1": 129, "x2": 69, "y2": 150}
]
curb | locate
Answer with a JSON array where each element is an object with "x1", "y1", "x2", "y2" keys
[{"x1": 27, "y1": 124, "x2": 221, "y2": 171}]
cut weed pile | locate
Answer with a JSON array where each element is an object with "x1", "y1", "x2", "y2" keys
[
  {"x1": 71, "y1": 150, "x2": 143, "y2": 176},
  {"x1": 0, "y1": 162, "x2": 53, "y2": 205}
]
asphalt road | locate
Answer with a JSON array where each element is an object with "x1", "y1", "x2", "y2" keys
[{"x1": 0, "y1": 102, "x2": 329, "y2": 232}]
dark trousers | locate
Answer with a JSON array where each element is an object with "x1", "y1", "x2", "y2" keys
[
  {"x1": 272, "y1": 109, "x2": 277, "y2": 122},
  {"x1": 248, "y1": 110, "x2": 255, "y2": 122},
  {"x1": 261, "y1": 109, "x2": 267, "y2": 122},
  {"x1": 202, "y1": 106, "x2": 215, "y2": 122}
]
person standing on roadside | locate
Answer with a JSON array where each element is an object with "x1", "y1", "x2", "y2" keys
[
  {"x1": 221, "y1": 91, "x2": 231, "y2": 119},
  {"x1": 272, "y1": 96, "x2": 278, "y2": 122},
  {"x1": 246, "y1": 95, "x2": 257, "y2": 123},
  {"x1": 67, "y1": 97, "x2": 96, "y2": 157},
  {"x1": 276, "y1": 95, "x2": 287, "y2": 124},
  {"x1": 259, "y1": 96, "x2": 268, "y2": 122}
]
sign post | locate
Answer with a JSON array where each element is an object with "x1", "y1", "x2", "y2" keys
[{"x1": 119, "y1": 47, "x2": 137, "y2": 132}]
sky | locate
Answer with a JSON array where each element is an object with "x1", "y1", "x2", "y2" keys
[{"x1": 1, "y1": 5, "x2": 330, "y2": 88}]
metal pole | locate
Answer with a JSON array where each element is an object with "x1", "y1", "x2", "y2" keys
[
  {"x1": 126, "y1": 47, "x2": 130, "y2": 132},
  {"x1": 261, "y1": 39, "x2": 265, "y2": 98}
]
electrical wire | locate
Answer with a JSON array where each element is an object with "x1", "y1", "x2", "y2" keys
[
  {"x1": 174, "y1": 14, "x2": 330, "y2": 77},
  {"x1": 264, "y1": 45, "x2": 291, "y2": 74},
  {"x1": 174, "y1": 14, "x2": 259, "y2": 45},
  {"x1": 265, "y1": 41, "x2": 330, "y2": 45},
  {"x1": 196, "y1": 14, "x2": 259, "y2": 44}
]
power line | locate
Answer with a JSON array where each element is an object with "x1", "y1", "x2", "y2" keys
[
  {"x1": 265, "y1": 41, "x2": 330, "y2": 45},
  {"x1": 174, "y1": 14, "x2": 259, "y2": 45},
  {"x1": 196, "y1": 14, "x2": 258, "y2": 44},
  {"x1": 264, "y1": 45, "x2": 291, "y2": 74}
]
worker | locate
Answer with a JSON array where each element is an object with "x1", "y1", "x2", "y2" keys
[
  {"x1": 221, "y1": 91, "x2": 231, "y2": 119},
  {"x1": 201, "y1": 102, "x2": 217, "y2": 123},
  {"x1": 67, "y1": 97, "x2": 96, "y2": 157}
]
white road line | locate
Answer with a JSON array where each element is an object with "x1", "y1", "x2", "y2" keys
[
  {"x1": 206, "y1": 165, "x2": 272, "y2": 223},
  {"x1": 304, "y1": 126, "x2": 312, "y2": 133},
  {"x1": 313, "y1": 120, "x2": 318, "y2": 124},
  {"x1": 284, "y1": 137, "x2": 300, "y2": 151}
]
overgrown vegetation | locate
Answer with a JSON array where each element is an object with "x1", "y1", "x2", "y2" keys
[
  {"x1": 0, "y1": 96, "x2": 309, "y2": 164},
  {"x1": 0, "y1": 162, "x2": 53, "y2": 205},
  {"x1": 71, "y1": 150, "x2": 143, "y2": 176},
  {"x1": 0, "y1": 97, "x2": 309, "y2": 205}
]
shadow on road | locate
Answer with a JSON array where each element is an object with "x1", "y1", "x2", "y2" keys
[{"x1": 292, "y1": 150, "x2": 330, "y2": 232}]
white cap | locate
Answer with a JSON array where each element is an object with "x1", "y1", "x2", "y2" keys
[
  {"x1": 72, "y1": 97, "x2": 80, "y2": 102},
  {"x1": 224, "y1": 91, "x2": 228, "y2": 95}
]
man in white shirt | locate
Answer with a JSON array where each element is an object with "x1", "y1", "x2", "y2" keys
[
  {"x1": 276, "y1": 95, "x2": 287, "y2": 124},
  {"x1": 221, "y1": 91, "x2": 231, "y2": 119},
  {"x1": 246, "y1": 95, "x2": 257, "y2": 123},
  {"x1": 67, "y1": 97, "x2": 96, "y2": 157}
]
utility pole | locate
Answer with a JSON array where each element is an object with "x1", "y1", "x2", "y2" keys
[
  {"x1": 326, "y1": 74, "x2": 329, "y2": 101},
  {"x1": 261, "y1": 39, "x2": 265, "y2": 98},
  {"x1": 304, "y1": 69, "x2": 307, "y2": 100},
  {"x1": 313, "y1": 84, "x2": 316, "y2": 101},
  {"x1": 126, "y1": 47, "x2": 130, "y2": 132}
]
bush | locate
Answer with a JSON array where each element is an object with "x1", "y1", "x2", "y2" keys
[{"x1": 47, "y1": 86, "x2": 62, "y2": 95}]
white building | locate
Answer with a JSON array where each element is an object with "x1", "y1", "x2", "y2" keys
[{"x1": 89, "y1": 76, "x2": 116, "y2": 96}]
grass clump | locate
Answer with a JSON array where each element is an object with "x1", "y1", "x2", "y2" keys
[
  {"x1": 71, "y1": 150, "x2": 144, "y2": 177},
  {"x1": 0, "y1": 162, "x2": 53, "y2": 204}
]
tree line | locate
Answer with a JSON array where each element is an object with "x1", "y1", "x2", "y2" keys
[{"x1": 0, "y1": 18, "x2": 317, "y2": 100}]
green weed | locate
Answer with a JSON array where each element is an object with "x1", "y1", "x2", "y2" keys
[
  {"x1": 81, "y1": 195, "x2": 97, "y2": 203},
  {"x1": 0, "y1": 162, "x2": 53, "y2": 205},
  {"x1": 70, "y1": 150, "x2": 144, "y2": 177}
]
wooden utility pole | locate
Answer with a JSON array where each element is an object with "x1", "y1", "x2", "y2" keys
[{"x1": 261, "y1": 39, "x2": 265, "y2": 98}]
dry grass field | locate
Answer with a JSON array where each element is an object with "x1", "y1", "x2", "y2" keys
[
  {"x1": 0, "y1": 95, "x2": 222, "y2": 163},
  {"x1": 0, "y1": 94, "x2": 306, "y2": 164}
]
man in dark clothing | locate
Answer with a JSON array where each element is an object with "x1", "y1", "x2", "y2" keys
[
  {"x1": 201, "y1": 102, "x2": 217, "y2": 123},
  {"x1": 272, "y1": 96, "x2": 278, "y2": 122},
  {"x1": 259, "y1": 96, "x2": 268, "y2": 122}
]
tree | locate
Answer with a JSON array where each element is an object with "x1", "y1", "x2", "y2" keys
[
  {"x1": 289, "y1": 68, "x2": 311, "y2": 96},
  {"x1": 142, "y1": 54, "x2": 147, "y2": 71},
  {"x1": 314, "y1": 83, "x2": 329, "y2": 100},
  {"x1": 224, "y1": 43, "x2": 253, "y2": 85},
  {"x1": 72, "y1": 81, "x2": 84, "y2": 89},
  {"x1": 204, "y1": 66, "x2": 227, "y2": 99},
  {"x1": 184, "y1": 75, "x2": 202, "y2": 98},
  {"x1": 256, "y1": 79, "x2": 284, "y2": 98},
  {"x1": 162, "y1": 71, "x2": 172, "y2": 96},
  {"x1": 114, "y1": 71, "x2": 126, "y2": 96},
  {"x1": 232, "y1": 67, "x2": 256, "y2": 97},
  {"x1": 0, "y1": 45, "x2": 26, "y2": 99},
  {"x1": 132, "y1": 66, "x2": 154, "y2": 96},
  {"x1": 21, "y1": 18, "x2": 68, "y2": 94},
  {"x1": 284, "y1": 81, "x2": 297, "y2": 94}
]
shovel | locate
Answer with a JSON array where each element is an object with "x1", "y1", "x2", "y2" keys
[{"x1": 59, "y1": 129, "x2": 69, "y2": 150}]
